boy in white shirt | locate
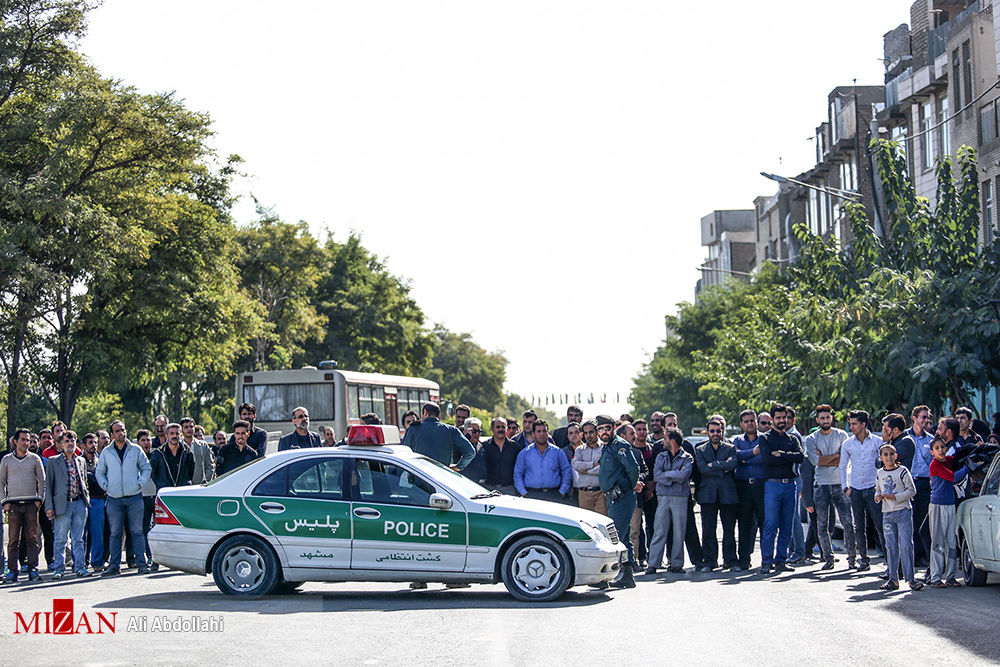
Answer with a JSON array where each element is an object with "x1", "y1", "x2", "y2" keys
[{"x1": 875, "y1": 443, "x2": 920, "y2": 591}]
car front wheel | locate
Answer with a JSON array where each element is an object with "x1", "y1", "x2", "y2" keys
[
  {"x1": 212, "y1": 535, "x2": 280, "y2": 596},
  {"x1": 500, "y1": 535, "x2": 572, "y2": 602},
  {"x1": 961, "y1": 538, "x2": 988, "y2": 587}
]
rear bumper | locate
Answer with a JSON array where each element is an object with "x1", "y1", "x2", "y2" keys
[
  {"x1": 148, "y1": 526, "x2": 219, "y2": 575},
  {"x1": 572, "y1": 543, "x2": 627, "y2": 585}
]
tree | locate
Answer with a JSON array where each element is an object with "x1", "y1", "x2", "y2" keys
[
  {"x1": 235, "y1": 211, "x2": 327, "y2": 371},
  {"x1": 297, "y1": 233, "x2": 432, "y2": 375},
  {"x1": 0, "y1": 0, "x2": 90, "y2": 435},
  {"x1": 423, "y1": 325, "x2": 506, "y2": 412}
]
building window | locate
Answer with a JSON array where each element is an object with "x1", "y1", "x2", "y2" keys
[
  {"x1": 962, "y1": 41, "x2": 973, "y2": 115},
  {"x1": 921, "y1": 102, "x2": 934, "y2": 169},
  {"x1": 953, "y1": 48, "x2": 962, "y2": 108},
  {"x1": 891, "y1": 125, "x2": 910, "y2": 178},
  {"x1": 986, "y1": 180, "x2": 995, "y2": 244},
  {"x1": 938, "y1": 96, "x2": 951, "y2": 156},
  {"x1": 980, "y1": 100, "x2": 998, "y2": 145}
]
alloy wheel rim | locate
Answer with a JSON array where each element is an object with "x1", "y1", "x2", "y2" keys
[
  {"x1": 512, "y1": 546, "x2": 560, "y2": 594},
  {"x1": 222, "y1": 546, "x2": 265, "y2": 590}
]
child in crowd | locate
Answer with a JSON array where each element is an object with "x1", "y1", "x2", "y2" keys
[
  {"x1": 927, "y1": 436, "x2": 968, "y2": 588},
  {"x1": 874, "y1": 443, "x2": 920, "y2": 591}
]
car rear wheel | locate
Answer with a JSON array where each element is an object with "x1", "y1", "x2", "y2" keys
[
  {"x1": 500, "y1": 535, "x2": 572, "y2": 602},
  {"x1": 961, "y1": 538, "x2": 989, "y2": 587},
  {"x1": 212, "y1": 535, "x2": 280, "y2": 596}
]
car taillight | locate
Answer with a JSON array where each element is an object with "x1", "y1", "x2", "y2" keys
[{"x1": 154, "y1": 496, "x2": 180, "y2": 525}]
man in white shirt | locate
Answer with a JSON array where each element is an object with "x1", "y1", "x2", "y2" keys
[{"x1": 838, "y1": 409, "x2": 885, "y2": 573}]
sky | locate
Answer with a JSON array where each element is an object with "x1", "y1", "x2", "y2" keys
[{"x1": 81, "y1": 0, "x2": 913, "y2": 412}]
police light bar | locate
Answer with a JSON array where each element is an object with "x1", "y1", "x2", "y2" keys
[{"x1": 347, "y1": 424, "x2": 402, "y2": 446}]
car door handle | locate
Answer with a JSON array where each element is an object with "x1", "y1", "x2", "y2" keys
[
  {"x1": 353, "y1": 507, "x2": 381, "y2": 519},
  {"x1": 259, "y1": 502, "x2": 286, "y2": 513}
]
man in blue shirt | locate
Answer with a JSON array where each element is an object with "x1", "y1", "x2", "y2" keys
[
  {"x1": 401, "y1": 402, "x2": 475, "y2": 470},
  {"x1": 732, "y1": 409, "x2": 766, "y2": 571},
  {"x1": 906, "y1": 405, "x2": 934, "y2": 568},
  {"x1": 513, "y1": 421, "x2": 572, "y2": 503}
]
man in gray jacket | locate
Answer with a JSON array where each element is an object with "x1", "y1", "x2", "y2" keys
[
  {"x1": 647, "y1": 428, "x2": 693, "y2": 574},
  {"x1": 44, "y1": 430, "x2": 91, "y2": 579},
  {"x1": 694, "y1": 418, "x2": 739, "y2": 572},
  {"x1": 96, "y1": 420, "x2": 152, "y2": 577}
]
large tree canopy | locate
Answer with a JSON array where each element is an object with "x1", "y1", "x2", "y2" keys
[{"x1": 632, "y1": 140, "x2": 1000, "y2": 426}]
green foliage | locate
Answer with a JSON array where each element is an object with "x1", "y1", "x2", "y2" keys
[
  {"x1": 633, "y1": 139, "x2": 1000, "y2": 424},
  {"x1": 424, "y1": 325, "x2": 507, "y2": 412}
]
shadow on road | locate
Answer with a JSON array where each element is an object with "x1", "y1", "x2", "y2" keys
[
  {"x1": 846, "y1": 583, "x2": 1000, "y2": 661},
  {"x1": 94, "y1": 587, "x2": 612, "y2": 613}
]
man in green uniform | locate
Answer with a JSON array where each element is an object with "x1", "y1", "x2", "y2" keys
[{"x1": 598, "y1": 414, "x2": 641, "y2": 588}]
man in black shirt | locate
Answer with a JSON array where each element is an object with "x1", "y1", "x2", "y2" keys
[
  {"x1": 758, "y1": 403, "x2": 804, "y2": 574},
  {"x1": 217, "y1": 421, "x2": 261, "y2": 476},
  {"x1": 483, "y1": 417, "x2": 523, "y2": 495},
  {"x1": 277, "y1": 407, "x2": 322, "y2": 451},
  {"x1": 228, "y1": 402, "x2": 269, "y2": 457}
]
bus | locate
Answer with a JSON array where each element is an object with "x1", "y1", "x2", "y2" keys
[{"x1": 235, "y1": 365, "x2": 440, "y2": 442}]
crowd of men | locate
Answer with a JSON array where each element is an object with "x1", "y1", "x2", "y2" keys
[
  {"x1": 2, "y1": 397, "x2": 996, "y2": 594},
  {"x1": 0, "y1": 403, "x2": 271, "y2": 582},
  {"x1": 430, "y1": 402, "x2": 997, "y2": 590}
]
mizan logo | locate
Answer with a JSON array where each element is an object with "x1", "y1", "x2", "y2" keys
[{"x1": 13, "y1": 599, "x2": 116, "y2": 635}]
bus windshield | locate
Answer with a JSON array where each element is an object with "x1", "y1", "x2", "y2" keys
[{"x1": 243, "y1": 383, "x2": 334, "y2": 422}]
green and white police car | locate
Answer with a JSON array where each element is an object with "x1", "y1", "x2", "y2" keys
[{"x1": 149, "y1": 425, "x2": 625, "y2": 601}]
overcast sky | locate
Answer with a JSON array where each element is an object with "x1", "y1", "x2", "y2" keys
[{"x1": 82, "y1": 1, "x2": 911, "y2": 408}]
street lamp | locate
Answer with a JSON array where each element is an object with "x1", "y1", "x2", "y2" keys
[{"x1": 760, "y1": 172, "x2": 860, "y2": 201}]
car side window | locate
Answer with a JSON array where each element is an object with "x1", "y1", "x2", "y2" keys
[
  {"x1": 253, "y1": 458, "x2": 345, "y2": 500},
  {"x1": 353, "y1": 458, "x2": 435, "y2": 507},
  {"x1": 981, "y1": 459, "x2": 1000, "y2": 497}
]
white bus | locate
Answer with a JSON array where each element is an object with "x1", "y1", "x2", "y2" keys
[{"x1": 235, "y1": 365, "x2": 439, "y2": 441}]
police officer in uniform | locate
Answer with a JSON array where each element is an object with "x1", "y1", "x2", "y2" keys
[{"x1": 597, "y1": 414, "x2": 641, "y2": 588}]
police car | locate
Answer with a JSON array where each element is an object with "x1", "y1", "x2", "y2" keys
[{"x1": 149, "y1": 425, "x2": 625, "y2": 601}]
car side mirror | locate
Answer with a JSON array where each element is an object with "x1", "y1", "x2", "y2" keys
[{"x1": 429, "y1": 493, "x2": 453, "y2": 510}]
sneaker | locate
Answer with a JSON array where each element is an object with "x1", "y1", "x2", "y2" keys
[
  {"x1": 75, "y1": 569, "x2": 90, "y2": 578},
  {"x1": 644, "y1": 567, "x2": 658, "y2": 575},
  {"x1": 787, "y1": 557, "x2": 806, "y2": 565},
  {"x1": 908, "y1": 580, "x2": 924, "y2": 591},
  {"x1": 856, "y1": 562, "x2": 871, "y2": 572},
  {"x1": 760, "y1": 565, "x2": 772, "y2": 575},
  {"x1": 137, "y1": 565, "x2": 151, "y2": 575},
  {"x1": 27, "y1": 568, "x2": 41, "y2": 581},
  {"x1": 821, "y1": 561, "x2": 835, "y2": 571},
  {"x1": 150, "y1": 562, "x2": 160, "y2": 572},
  {"x1": 775, "y1": 563, "x2": 792, "y2": 573},
  {"x1": 847, "y1": 560, "x2": 856, "y2": 569},
  {"x1": 4, "y1": 570, "x2": 17, "y2": 584},
  {"x1": 946, "y1": 578, "x2": 962, "y2": 587},
  {"x1": 20, "y1": 564, "x2": 29, "y2": 573},
  {"x1": 51, "y1": 571, "x2": 64, "y2": 581},
  {"x1": 101, "y1": 569, "x2": 121, "y2": 578},
  {"x1": 408, "y1": 582, "x2": 427, "y2": 590}
]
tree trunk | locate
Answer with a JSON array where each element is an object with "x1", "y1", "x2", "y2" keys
[{"x1": 3, "y1": 293, "x2": 32, "y2": 439}]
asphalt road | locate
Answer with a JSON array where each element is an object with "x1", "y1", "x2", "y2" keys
[{"x1": 4, "y1": 555, "x2": 999, "y2": 666}]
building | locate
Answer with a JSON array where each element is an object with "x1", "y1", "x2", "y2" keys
[
  {"x1": 696, "y1": 209, "x2": 756, "y2": 298},
  {"x1": 753, "y1": 183, "x2": 807, "y2": 272},
  {"x1": 797, "y1": 85, "x2": 886, "y2": 244},
  {"x1": 878, "y1": 0, "x2": 1000, "y2": 243}
]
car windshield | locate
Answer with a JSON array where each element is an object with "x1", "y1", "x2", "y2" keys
[{"x1": 406, "y1": 455, "x2": 491, "y2": 498}]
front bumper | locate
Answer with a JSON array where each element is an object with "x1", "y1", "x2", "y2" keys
[{"x1": 571, "y1": 542, "x2": 627, "y2": 585}]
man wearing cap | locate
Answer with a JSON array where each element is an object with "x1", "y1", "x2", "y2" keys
[{"x1": 597, "y1": 415, "x2": 641, "y2": 588}]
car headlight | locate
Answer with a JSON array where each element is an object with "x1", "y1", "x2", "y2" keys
[{"x1": 579, "y1": 520, "x2": 608, "y2": 545}]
